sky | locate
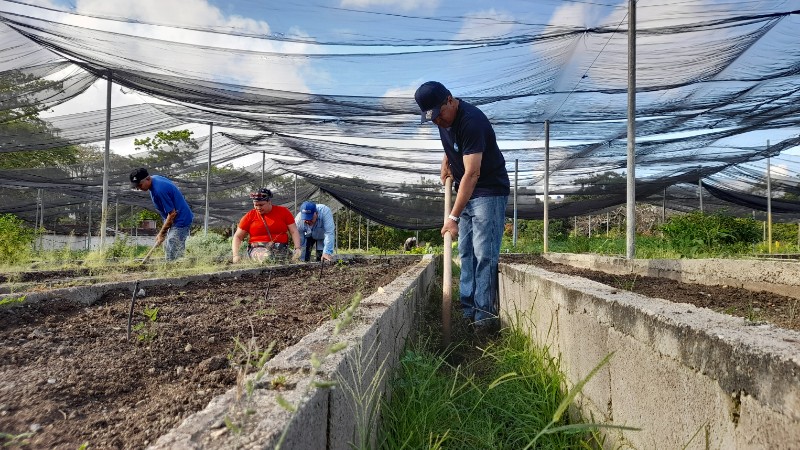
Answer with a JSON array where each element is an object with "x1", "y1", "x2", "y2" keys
[{"x1": 1, "y1": 0, "x2": 797, "y2": 177}]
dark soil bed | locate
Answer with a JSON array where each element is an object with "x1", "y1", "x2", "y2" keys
[
  {"x1": 500, "y1": 254, "x2": 800, "y2": 332},
  {"x1": 0, "y1": 257, "x2": 418, "y2": 449}
]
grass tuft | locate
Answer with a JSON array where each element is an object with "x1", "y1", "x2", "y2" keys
[{"x1": 379, "y1": 325, "x2": 608, "y2": 449}]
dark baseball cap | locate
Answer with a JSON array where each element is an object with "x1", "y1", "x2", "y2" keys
[
  {"x1": 414, "y1": 81, "x2": 451, "y2": 124},
  {"x1": 129, "y1": 168, "x2": 149, "y2": 188},
  {"x1": 300, "y1": 201, "x2": 317, "y2": 221}
]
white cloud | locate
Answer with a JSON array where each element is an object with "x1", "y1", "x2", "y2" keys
[
  {"x1": 339, "y1": 0, "x2": 434, "y2": 12},
  {"x1": 453, "y1": 9, "x2": 515, "y2": 42},
  {"x1": 75, "y1": 0, "x2": 269, "y2": 34},
  {"x1": 40, "y1": 0, "x2": 310, "y2": 92},
  {"x1": 548, "y1": 2, "x2": 608, "y2": 29}
]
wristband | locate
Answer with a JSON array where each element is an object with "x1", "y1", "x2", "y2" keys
[{"x1": 448, "y1": 214, "x2": 460, "y2": 223}]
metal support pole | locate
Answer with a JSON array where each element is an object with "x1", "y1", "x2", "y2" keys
[
  {"x1": 348, "y1": 208, "x2": 352, "y2": 250},
  {"x1": 261, "y1": 151, "x2": 265, "y2": 187},
  {"x1": 588, "y1": 215, "x2": 592, "y2": 238},
  {"x1": 767, "y1": 140, "x2": 772, "y2": 254},
  {"x1": 513, "y1": 159, "x2": 518, "y2": 247},
  {"x1": 366, "y1": 219, "x2": 370, "y2": 252},
  {"x1": 699, "y1": 176, "x2": 703, "y2": 213},
  {"x1": 88, "y1": 200, "x2": 92, "y2": 250},
  {"x1": 625, "y1": 0, "x2": 637, "y2": 260},
  {"x1": 294, "y1": 174, "x2": 298, "y2": 214},
  {"x1": 204, "y1": 123, "x2": 213, "y2": 235},
  {"x1": 606, "y1": 211, "x2": 610, "y2": 236},
  {"x1": 543, "y1": 120, "x2": 550, "y2": 253},
  {"x1": 100, "y1": 70, "x2": 112, "y2": 249},
  {"x1": 358, "y1": 215, "x2": 362, "y2": 250},
  {"x1": 34, "y1": 189, "x2": 41, "y2": 251},
  {"x1": 662, "y1": 187, "x2": 666, "y2": 223},
  {"x1": 115, "y1": 198, "x2": 119, "y2": 237}
]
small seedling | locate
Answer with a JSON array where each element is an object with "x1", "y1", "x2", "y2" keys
[
  {"x1": 746, "y1": 302, "x2": 763, "y2": 322},
  {"x1": 0, "y1": 295, "x2": 25, "y2": 308},
  {"x1": 271, "y1": 375, "x2": 288, "y2": 388},
  {"x1": 0, "y1": 431, "x2": 34, "y2": 447},
  {"x1": 134, "y1": 305, "x2": 159, "y2": 342},
  {"x1": 613, "y1": 274, "x2": 637, "y2": 291},
  {"x1": 224, "y1": 333, "x2": 276, "y2": 437},
  {"x1": 328, "y1": 300, "x2": 348, "y2": 319}
]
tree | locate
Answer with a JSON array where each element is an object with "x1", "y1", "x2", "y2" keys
[
  {"x1": 131, "y1": 130, "x2": 200, "y2": 172},
  {"x1": 0, "y1": 69, "x2": 82, "y2": 169}
]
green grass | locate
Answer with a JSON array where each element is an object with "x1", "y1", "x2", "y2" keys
[
  {"x1": 501, "y1": 233, "x2": 788, "y2": 259},
  {"x1": 378, "y1": 326, "x2": 603, "y2": 449}
]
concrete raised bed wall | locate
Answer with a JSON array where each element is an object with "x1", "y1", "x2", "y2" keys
[
  {"x1": 543, "y1": 253, "x2": 800, "y2": 300},
  {"x1": 499, "y1": 263, "x2": 800, "y2": 449},
  {"x1": 149, "y1": 255, "x2": 436, "y2": 449}
]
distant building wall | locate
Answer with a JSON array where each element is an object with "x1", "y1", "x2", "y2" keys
[{"x1": 36, "y1": 234, "x2": 157, "y2": 251}]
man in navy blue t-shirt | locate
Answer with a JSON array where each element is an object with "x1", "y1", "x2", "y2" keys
[
  {"x1": 130, "y1": 167, "x2": 194, "y2": 261},
  {"x1": 415, "y1": 81, "x2": 509, "y2": 336}
]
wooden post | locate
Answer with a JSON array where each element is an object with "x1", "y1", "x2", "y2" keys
[{"x1": 443, "y1": 177, "x2": 453, "y2": 347}]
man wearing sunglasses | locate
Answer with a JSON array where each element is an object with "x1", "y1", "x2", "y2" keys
[{"x1": 414, "y1": 81, "x2": 510, "y2": 336}]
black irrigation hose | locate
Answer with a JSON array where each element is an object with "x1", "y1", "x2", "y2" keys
[{"x1": 127, "y1": 280, "x2": 140, "y2": 342}]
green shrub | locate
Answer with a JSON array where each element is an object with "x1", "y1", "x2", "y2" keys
[
  {"x1": 186, "y1": 231, "x2": 231, "y2": 261},
  {"x1": 772, "y1": 222, "x2": 800, "y2": 251},
  {"x1": 0, "y1": 214, "x2": 34, "y2": 265},
  {"x1": 105, "y1": 236, "x2": 138, "y2": 259},
  {"x1": 517, "y1": 219, "x2": 568, "y2": 242},
  {"x1": 660, "y1": 212, "x2": 760, "y2": 255}
]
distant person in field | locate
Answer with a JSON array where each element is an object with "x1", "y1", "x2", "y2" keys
[
  {"x1": 294, "y1": 201, "x2": 335, "y2": 262},
  {"x1": 415, "y1": 81, "x2": 509, "y2": 336},
  {"x1": 231, "y1": 188, "x2": 302, "y2": 263},
  {"x1": 404, "y1": 236, "x2": 417, "y2": 252},
  {"x1": 130, "y1": 167, "x2": 193, "y2": 261}
]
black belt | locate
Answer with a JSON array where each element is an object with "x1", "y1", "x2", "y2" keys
[{"x1": 248, "y1": 242, "x2": 288, "y2": 250}]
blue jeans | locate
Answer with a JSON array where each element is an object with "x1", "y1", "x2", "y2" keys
[
  {"x1": 458, "y1": 195, "x2": 507, "y2": 329},
  {"x1": 164, "y1": 226, "x2": 190, "y2": 261}
]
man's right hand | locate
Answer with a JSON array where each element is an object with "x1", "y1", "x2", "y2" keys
[
  {"x1": 232, "y1": 254, "x2": 241, "y2": 264},
  {"x1": 155, "y1": 233, "x2": 165, "y2": 246},
  {"x1": 440, "y1": 162, "x2": 452, "y2": 185}
]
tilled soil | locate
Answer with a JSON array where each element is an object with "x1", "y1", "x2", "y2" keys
[
  {"x1": 0, "y1": 258, "x2": 418, "y2": 449},
  {"x1": 500, "y1": 254, "x2": 800, "y2": 332}
]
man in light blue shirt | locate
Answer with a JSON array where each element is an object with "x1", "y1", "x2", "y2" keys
[{"x1": 295, "y1": 201, "x2": 335, "y2": 262}]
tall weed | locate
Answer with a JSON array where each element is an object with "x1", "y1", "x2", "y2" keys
[{"x1": 0, "y1": 213, "x2": 34, "y2": 265}]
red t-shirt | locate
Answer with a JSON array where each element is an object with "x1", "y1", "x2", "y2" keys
[{"x1": 238, "y1": 206, "x2": 295, "y2": 244}]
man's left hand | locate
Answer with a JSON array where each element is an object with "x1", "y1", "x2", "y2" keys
[
  {"x1": 321, "y1": 253, "x2": 333, "y2": 262},
  {"x1": 155, "y1": 233, "x2": 166, "y2": 245}
]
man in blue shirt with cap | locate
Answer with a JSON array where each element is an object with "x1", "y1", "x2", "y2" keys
[
  {"x1": 414, "y1": 81, "x2": 509, "y2": 336},
  {"x1": 130, "y1": 167, "x2": 194, "y2": 261},
  {"x1": 295, "y1": 201, "x2": 336, "y2": 262}
]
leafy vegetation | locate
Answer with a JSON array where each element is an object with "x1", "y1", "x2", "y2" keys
[
  {"x1": 0, "y1": 214, "x2": 35, "y2": 265},
  {"x1": 132, "y1": 305, "x2": 160, "y2": 342},
  {"x1": 185, "y1": 231, "x2": 231, "y2": 262},
  {"x1": 660, "y1": 211, "x2": 761, "y2": 256}
]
